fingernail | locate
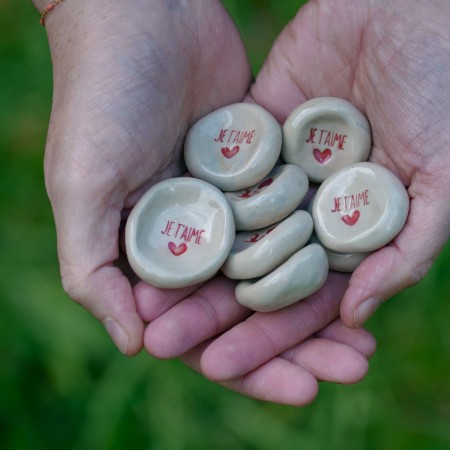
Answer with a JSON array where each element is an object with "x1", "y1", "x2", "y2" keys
[
  {"x1": 104, "y1": 318, "x2": 128, "y2": 354},
  {"x1": 353, "y1": 295, "x2": 383, "y2": 327}
]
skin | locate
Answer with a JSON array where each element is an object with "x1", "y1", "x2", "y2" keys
[{"x1": 34, "y1": 0, "x2": 449, "y2": 405}]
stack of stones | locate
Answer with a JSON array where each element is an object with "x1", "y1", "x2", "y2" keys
[{"x1": 125, "y1": 98, "x2": 409, "y2": 312}]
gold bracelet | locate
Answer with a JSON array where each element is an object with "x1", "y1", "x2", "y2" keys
[{"x1": 39, "y1": 0, "x2": 65, "y2": 27}]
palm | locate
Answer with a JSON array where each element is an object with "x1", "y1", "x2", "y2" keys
[{"x1": 249, "y1": 0, "x2": 450, "y2": 325}]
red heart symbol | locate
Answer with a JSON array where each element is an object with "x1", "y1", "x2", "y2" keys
[
  {"x1": 238, "y1": 189, "x2": 252, "y2": 199},
  {"x1": 313, "y1": 148, "x2": 332, "y2": 164},
  {"x1": 258, "y1": 178, "x2": 273, "y2": 189},
  {"x1": 221, "y1": 145, "x2": 240, "y2": 159},
  {"x1": 342, "y1": 210, "x2": 360, "y2": 226},
  {"x1": 168, "y1": 242, "x2": 188, "y2": 256}
]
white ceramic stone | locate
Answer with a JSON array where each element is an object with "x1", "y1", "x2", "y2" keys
[
  {"x1": 224, "y1": 164, "x2": 309, "y2": 230},
  {"x1": 221, "y1": 210, "x2": 313, "y2": 280},
  {"x1": 309, "y1": 234, "x2": 370, "y2": 273},
  {"x1": 312, "y1": 162, "x2": 409, "y2": 253},
  {"x1": 282, "y1": 97, "x2": 372, "y2": 183},
  {"x1": 235, "y1": 243, "x2": 329, "y2": 312},
  {"x1": 125, "y1": 177, "x2": 235, "y2": 289},
  {"x1": 184, "y1": 103, "x2": 282, "y2": 191}
]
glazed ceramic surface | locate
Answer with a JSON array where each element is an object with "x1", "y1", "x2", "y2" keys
[
  {"x1": 309, "y1": 234, "x2": 370, "y2": 272},
  {"x1": 235, "y1": 243, "x2": 329, "y2": 312},
  {"x1": 282, "y1": 97, "x2": 372, "y2": 183},
  {"x1": 221, "y1": 210, "x2": 313, "y2": 280},
  {"x1": 125, "y1": 178, "x2": 235, "y2": 288},
  {"x1": 312, "y1": 162, "x2": 409, "y2": 253},
  {"x1": 185, "y1": 103, "x2": 282, "y2": 191},
  {"x1": 224, "y1": 164, "x2": 309, "y2": 230}
]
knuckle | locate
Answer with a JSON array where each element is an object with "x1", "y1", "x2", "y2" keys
[
  {"x1": 406, "y1": 258, "x2": 434, "y2": 287},
  {"x1": 192, "y1": 294, "x2": 221, "y2": 335},
  {"x1": 60, "y1": 268, "x2": 90, "y2": 306}
]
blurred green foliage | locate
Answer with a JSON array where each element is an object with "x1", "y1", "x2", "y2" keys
[{"x1": 1, "y1": 1, "x2": 450, "y2": 449}]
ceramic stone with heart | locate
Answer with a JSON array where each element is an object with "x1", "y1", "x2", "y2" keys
[
  {"x1": 224, "y1": 164, "x2": 309, "y2": 231},
  {"x1": 312, "y1": 162, "x2": 409, "y2": 253},
  {"x1": 184, "y1": 103, "x2": 282, "y2": 192},
  {"x1": 282, "y1": 97, "x2": 372, "y2": 183},
  {"x1": 125, "y1": 178, "x2": 235, "y2": 289}
]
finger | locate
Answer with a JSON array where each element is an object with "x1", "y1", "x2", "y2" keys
[
  {"x1": 282, "y1": 338, "x2": 369, "y2": 384},
  {"x1": 200, "y1": 271, "x2": 350, "y2": 381},
  {"x1": 89, "y1": 266, "x2": 145, "y2": 356},
  {"x1": 182, "y1": 344, "x2": 319, "y2": 406},
  {"x1": 315, "y1": 319, "x2": 377, "y2": 358},
  {"x1": 143, "y1": 275, "x2": 251, "y2": 359},
  {"x1": 182, "y1": 333, "x2": 370, "y2": 404},
  {"x1": 340, "y1": 188, "x2": 450, "y2": 328},
  {"x1": 134, "y1": 281, "x2": 202, "y2": 322},
  {"x1": 47, "y1": 177, "x2": 144, "y2": 355}
]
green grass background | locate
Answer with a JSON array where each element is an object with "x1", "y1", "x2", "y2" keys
[{"x1": 1, "y1": 1, "x2": 450, "y2": 449}]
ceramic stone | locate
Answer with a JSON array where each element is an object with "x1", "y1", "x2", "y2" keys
[
  {"x1": 312, "y1": 162, "x2": 409, "y2": 253},
  {"x1": 282, "y1": 97, "x2": 372, "y2": 183},
  {"x1": 235, "y1": 243, "x2": 329, "y2": 312},
  {"x1": 224, "y1": 164, "x2": 309, "y2": 230},
  {"x1": 221, "y1": 210, "x2": 313, "y2": 280},
  {"x1": 309, "y1": 234, "x2": 370, "y2": 273},
  {"x1": 125, "y1": 178, "x2": 235, "y2": 289},
  {"x1": 184, "y1": 103, "x2": 282, "y2": 191},
  {"x1": 307, "y1": 196, "x2": 370, "y2": 272}
]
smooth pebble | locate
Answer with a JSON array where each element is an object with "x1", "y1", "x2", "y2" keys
[
  {"x1": 224, "y1": 164, "x2": 309, "y2": 230},
  {"x1": 125, "y1": 178, "x2": 235, "y2": 288},
  {"x1": 222, "y1": 210, "x2": 313, "y2": 280},
  {"x1": 235, "y1": 243, "x2": 329, "y2": 312},
  {"x1": 185, "y1": 103, "x2": 282, "y2": 191},
  {"x1": 312, "y1": 162, "x2": 409, "y2": 253},
  {"x1": 282, "y1": 97, "x2": 372, "y2": 183}
]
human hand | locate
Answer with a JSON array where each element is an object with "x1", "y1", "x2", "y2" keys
[
  {"x1": 139, "y1": 0, "x2": 450, "y2": 403},
  {"x1": 38, "y1": 0, "x2": 251, "y2": 354},
  {"x1": 247, "y1": 0, "x2": 450, "y2": 327}
]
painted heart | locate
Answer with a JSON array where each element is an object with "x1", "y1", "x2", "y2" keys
[
  {"x1": 238, "y1": 189, "x2": 252, "y2": 199},
  {"x1": 258, "y1": 178, "x2": 274, "y2": 189},
  {"x1": 342, "y1": 210, "x2": 360, "y2": 226},
  {"x1": 168, "y1": 242, "x2": 188, "y2": 256},
  {"x1": 221, "y1": 145, "x2": 240, "y2": 159},
  {"x1": 313, "y1": 148, "x2": 332, "y2": 164}
]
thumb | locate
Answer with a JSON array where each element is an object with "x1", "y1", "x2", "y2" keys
[
  {"x1": 47, "y1": 170, "x2": 144, "y2": 355},
  {"x1": 340, "y1": 188, "x2": 450, "y2": 328}
]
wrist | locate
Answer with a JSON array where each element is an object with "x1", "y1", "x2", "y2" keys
[{"x1": 34, "y1": 0, "x2": 175, "y2": 43}]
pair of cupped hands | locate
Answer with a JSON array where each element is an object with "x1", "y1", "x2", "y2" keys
[{"x1": 41, "y1": 0, "x2": 450, "y2": 405}]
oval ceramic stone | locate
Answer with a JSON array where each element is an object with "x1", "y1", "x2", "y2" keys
[
  {"x1": 221, "y1": 210, "x2": 313, "y2": 280},
  {"x1": 282, "y1": 97, "x2": 372, "y2": 183},
  {"x1": 224, "y1": 164, "x2": 309, "y2": 230},
  {"x1": 235, "y1": 243, "x2": 329, "y2": 312},
  {"x1": 184, "y1": 103, "x2": 282, "y2": 191},
  {"x1": 312, "y1": 162, "x2": 409, "y2": 253},
  {"x1": 309, "y1": 234, "x2": 370, "y2": 273},
  {"x1": 125, "y1": 178, "x2": 235, "y2": 289}
]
